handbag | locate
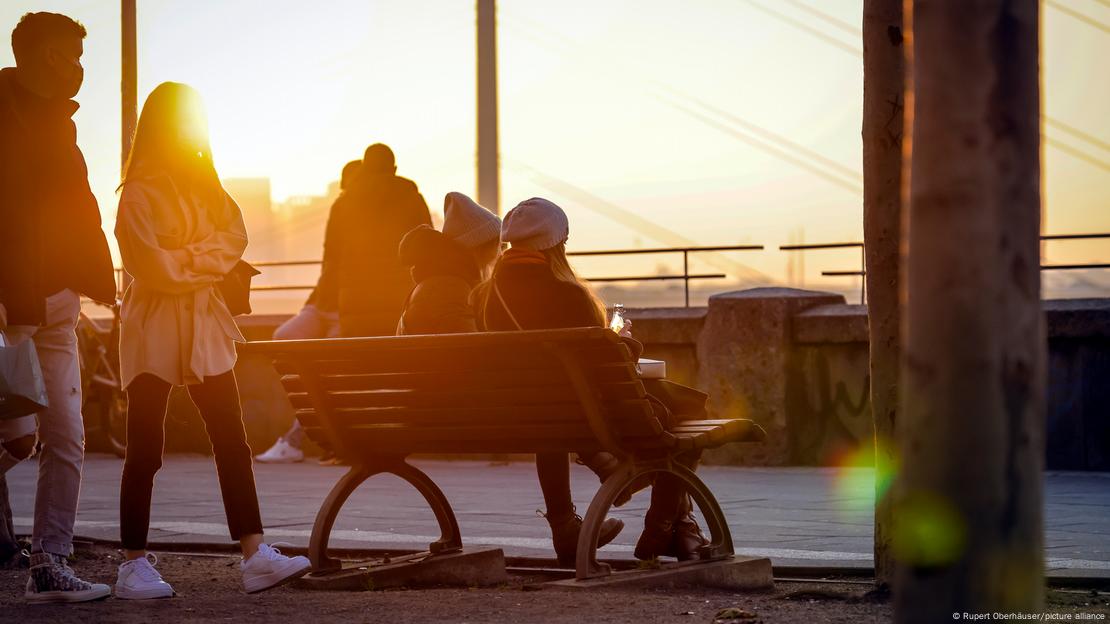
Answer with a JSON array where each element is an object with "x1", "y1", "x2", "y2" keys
[
  {"x1": 0, "y1": 332, "x2": 49, "y2": 420},
  {"x1": 218, "y1": 260, "x2": 261, "y2": 317}
]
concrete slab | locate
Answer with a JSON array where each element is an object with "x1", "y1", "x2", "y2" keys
[
  {"x1": 294, "y1": 547, "x2": 507, "y2": 591},
  {"x1": 546, "y1": 556, "x2": 773, "y2": 591}
]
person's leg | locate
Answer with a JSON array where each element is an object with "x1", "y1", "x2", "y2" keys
[
  {"x1": 21, "y1": 291, "x2": 111, "y2": 602},
  {"x1": 283, "y1": 420, "x2": 305, "y2": 448},
  {"x1": 185, "y1": 371, "x2": 264, "y2": 557},
  {"x1": 119, "y1": 373, "x2": 173, "y2": 557},
  {"x1": 27, "y1": 291, "x2": 85, "y2": 558},
  {"x1": 0, "y1": 415, "x2": 38, "y2": 475},
  {"x1": 535, "y1": 453, "x2": 624, "y2": 566}
]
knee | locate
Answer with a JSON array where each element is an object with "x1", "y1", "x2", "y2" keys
[
  {"x1": 123, "y1": 449, "x2": 163, "y2": 477},
  {"x1": 2, "y1": 434, "x2": 38, "y2": 460}
]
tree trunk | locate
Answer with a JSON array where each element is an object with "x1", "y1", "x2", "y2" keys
[
  {"x1": 896, "y1": 1, "x2": 1044, "y2": 621},
  {"x1": 862, "y1": 0, "x2": 905, "y2": 592}
]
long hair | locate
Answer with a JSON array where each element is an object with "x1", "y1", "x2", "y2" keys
[
  {"x1": 473, "y1": 242, "x2": 606, "y2": 328},
  {"x1": 120, "y1": 82, "x2": 223, "y2": 207}
]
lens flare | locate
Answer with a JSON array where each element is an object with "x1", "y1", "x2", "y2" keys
[{"x1": 891, "y1": 490, "x2": 968, "y2": 567}]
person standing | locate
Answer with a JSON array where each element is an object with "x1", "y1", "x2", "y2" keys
[
  {"x1": 335, "y1": 143, "x2": 431, "y2": 337},
  {"x1": 254, "y1": 159, "x2": 361, "y2": 464},
  {"x1": 0, "y1": 12, "x2": 115, "y2": 603},
  {"x1": 113, "y1": 82, "x2": 310, "y2": 599}
]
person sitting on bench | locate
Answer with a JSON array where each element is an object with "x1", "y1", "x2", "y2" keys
[{"x1": 473, "y1": 197, "x2": 709, "y2": 562}]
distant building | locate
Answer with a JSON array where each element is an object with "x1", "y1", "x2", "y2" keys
[{"x1": 223, "y1": 177, "x2": 279, "y2": 262}]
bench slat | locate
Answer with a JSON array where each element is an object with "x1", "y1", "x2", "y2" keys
[
  {"x1": 284, "y1": 382, "x2": 646, "y2": 410},
  {"x1": 279, "y1": 365, "x2": 640, "y2": 394},
  {"x1": 271, "y1": 344, "x2": 630, "y2": 377}
]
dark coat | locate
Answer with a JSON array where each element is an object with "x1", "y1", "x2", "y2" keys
[
  {"x1": 333, "y1": 173, "x2": 431, "y2": 336},
  {"x1": 0, "y1": 68, "x2": 115, "y2": 325},
  {"x1": 477, "y1": 261, "x2": 603, "y2": 332},
  {"x1": 395, "y1": 225, "x2": 481, "y2": 335}
]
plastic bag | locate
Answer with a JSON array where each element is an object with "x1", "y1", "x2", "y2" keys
[{"x1": 0, "y1": 333, "x2": 49, "y2": 420}]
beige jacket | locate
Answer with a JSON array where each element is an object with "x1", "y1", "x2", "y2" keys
[{"x1": 115, "y1": 176, "x2": 247, "y2": 388}]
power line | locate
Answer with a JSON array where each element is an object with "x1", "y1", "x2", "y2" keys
[
  {"x1": 1045, "y1": 136, "x2": 1110, "y2": 173},
  {"x1": 677, "y1": 91, "x2": 863, "y2": 182},
  {"x1": 1046, "y1": 0, "x2": 1110, "y2": 35},
  {"x1": 1046, "y1": 117, "x2": 1110, "y2": 153},
  {"x1": 781, "y1": 0, "x2": 860, "y2": 37},
  {"x1": 508, "y1": 160, "x2": 773, "y2": 283},
  {"x1": 660, "y1": 97, "x2": 862, "y2": 195},
  {"x1": 738, "y1": 0, "x2": 861, "y2": 57}
]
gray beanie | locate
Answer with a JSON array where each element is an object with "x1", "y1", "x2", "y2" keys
[
  {"x1": 442, "y1": 192, "x2": 501, "y2": 249},
  {"x1": 500, "y1": 197, "x2": 569, "y2": 251}
]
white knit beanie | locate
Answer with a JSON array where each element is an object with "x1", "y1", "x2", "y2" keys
[
  {"x1": 500, "y1": 197, "x2": 569, "y2": 251},
  {"x1": 442, "y1": 192, "x2": 501, "y2": 249}
]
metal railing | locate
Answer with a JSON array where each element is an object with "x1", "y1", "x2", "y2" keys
[
  {"x1": 246, "y1": 244, "x2": 764, "y2": 308},
  {"x1": 780, "y1": 233, "x2": 1110, "y2": 304}
]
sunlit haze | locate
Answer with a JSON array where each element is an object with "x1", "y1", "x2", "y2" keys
[{"x1": 2, "y1": 0, "x2": 1107, "y2": 307}]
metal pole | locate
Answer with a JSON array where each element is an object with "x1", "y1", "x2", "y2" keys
[
  {"x1": 476, "y1": 0, "x2": 500, "y2": 215},
  {"x1": 120, "y1": 0, "x2": 137, "y2": 295},
  {"x1": 683, "y1": 250, "x2": 689, "y2": 307},
  {"x1": 860, "y1": 244, "x2": 867, "y2": 305}
]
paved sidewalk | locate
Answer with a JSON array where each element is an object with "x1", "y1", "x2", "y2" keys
[{"x1": 7, "y1": 455, "x2": 1109, "y2": 576}]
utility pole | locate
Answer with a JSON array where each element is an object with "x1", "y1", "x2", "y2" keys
[
  {"x1": 120, "y1": 0, "x2": 137, "y2": 294},
  {"x1": 476, "y1": 0, "x2": 500, "y2": 215},
  {"x1": 862, "y1": 0, "x2": 904, "y2": 592},
  {"x1": 895, "y1": 1, "x2": 1044, "y2": 621},
  {"x1": 121, "y1": 0, "x2": 137, "y2": 171}
]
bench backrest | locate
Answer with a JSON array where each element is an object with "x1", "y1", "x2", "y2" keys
[{"x1": 243, "y1": 328, "x2": 664, "y2": 456}]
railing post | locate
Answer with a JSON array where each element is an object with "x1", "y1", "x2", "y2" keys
[
  {"x1": 860, "y1": 244, "x2": 867, "y2": 305},
  {"x1": 683, "y1": 250, "x2": 690, "y2": 308}
]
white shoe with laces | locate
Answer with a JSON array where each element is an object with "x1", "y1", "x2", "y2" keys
[
  {"x1": 254, "y1": 439, "x2": 304, "y2": 464},
  {"x1": 240, "y1": 543, "x2": 311, "y2": 594},
  {"x1": 115, "y1": 553, "x2": 174, "y2": 600}
]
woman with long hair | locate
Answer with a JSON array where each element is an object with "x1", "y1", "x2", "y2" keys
[
  {"x1": 473, "y1": 198, "x2": 710, "y2": 565},
  {"x1": 113, "y1": 82, "x2": 309, "y2": 599}
]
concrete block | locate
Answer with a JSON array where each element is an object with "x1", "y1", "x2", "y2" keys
[
  {"x1": 294, "y1": 547, "x2": 508, "y2": 591},
  {"x1": 546, "y1": 556, "x2": 773, "y2": 591},
  {"x1": 697, "y1": 288, "x2": 844, "y2": 465}
]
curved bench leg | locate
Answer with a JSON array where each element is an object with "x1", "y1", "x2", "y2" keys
[
  {"x1": 309, "y1": 464, "x2": 376, "y2": 572},
  {"x1": 388, "y1": 462, "x2": 463, "y2": 554},
  {"x1": 576, "y1": 462, "x2": 642, "y2": 580},
  {"x1": 574, "y1": 460, "x2": 736, "y2": 581}
]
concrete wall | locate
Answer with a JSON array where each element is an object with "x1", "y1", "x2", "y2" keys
[{"x1": 168, "y1": 293, "x2": 1110, "y2": 470}]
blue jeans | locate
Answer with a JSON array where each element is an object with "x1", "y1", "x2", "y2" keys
[{"x1": 0, "y1": 290, "x2": 85, "y2": 557}]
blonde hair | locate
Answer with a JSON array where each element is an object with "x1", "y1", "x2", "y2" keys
[{"x1": 473, "y1": 242, "x2": 606, "y2": 328}]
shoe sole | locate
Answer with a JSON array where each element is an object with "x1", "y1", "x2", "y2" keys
[
  {"x1": 243, "y1": 559, "x2": 312, "y2": 594},
  {"x1": 115, "y1": 584, "x2": 175, "y2": 600},
  {"x1": 25, "y1": 586, "x2": 111, "y2": 604}
]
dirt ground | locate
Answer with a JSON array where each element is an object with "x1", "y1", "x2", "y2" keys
[{"x1": 0, "y1": 545, "x2": 1106, "y2": 623}]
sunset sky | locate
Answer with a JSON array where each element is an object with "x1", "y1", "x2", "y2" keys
[{"x1": 1, "y1": 0, "x2": 1107, "y2": 300}]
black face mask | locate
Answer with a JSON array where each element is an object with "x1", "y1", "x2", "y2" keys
[{"x1": 46, "y1": 46, "x2": 84, "y2": 99}]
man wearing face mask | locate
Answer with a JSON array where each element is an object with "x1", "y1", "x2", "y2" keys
[{"x1": 0, "y1": 12, "x2": 115, "y2": 603}]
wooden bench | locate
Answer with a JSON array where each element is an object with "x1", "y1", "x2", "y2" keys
[{"x1": 244, "y1": 327, "x2": 766, "y2": 581}]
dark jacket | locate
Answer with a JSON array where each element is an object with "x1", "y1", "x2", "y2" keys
[
  {"x1": 395, "y1": 225, "x2": 480, "y2": 335},
  {"x1": 0, "y1": 67, "x2": 116, "y2": 325},
  {"x1": 478, "y1": 261, "x2": 602, "y2": 332},
  {"x1": 333, "y1": 173, "x2": 431, "y2": 336},
  {"x1": 305, "y1": 191, "x2": 346, "y2": 312},
  {"x1": 478, "y1": 256, "x2": 645, "y2": 362}
]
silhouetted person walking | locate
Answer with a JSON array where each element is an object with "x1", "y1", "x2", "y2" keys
[
  {"x1": 0, "y1": 12, "x2": 115, "y2": 603},
  {"x1": 334, "y1": 144, "x2": 431, "y2": 337},
  {"x1": 255, "y1": 159, "x2": 362, "y2": 465}
]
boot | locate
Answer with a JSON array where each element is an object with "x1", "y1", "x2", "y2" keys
[
  {"x1": 666, "y1": 495, "x2": 708, "y2": 561},
  {"x1": 633, "y1": 472, "x2": 687, "y2": 561},
  {"x1": 544, "y1": 508, "x2": 625, "y2": 568},
  {"x1": 576, "y1": 452, "x2": 653, "y2": 508}
]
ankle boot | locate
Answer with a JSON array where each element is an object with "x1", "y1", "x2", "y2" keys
[
  {"x1": 666, "y1": 495, "x2": 709, "y2": 561},
  {"x1": 544, "y1": 508, "x2": 625, "y2": 568},
  {"x1": 633, "y1": 473, "x2": 687, "y2": 560}
]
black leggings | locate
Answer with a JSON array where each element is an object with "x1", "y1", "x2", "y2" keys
[{"x1": 120, "y1": 371, "x2": 263, "y2": 550}]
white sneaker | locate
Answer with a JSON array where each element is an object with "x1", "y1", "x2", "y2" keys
[
  {"x1": 115, "y1": 553, "x2": 174, "y2": 600},
  {"x1": 240, "y1": 543, "x2": 311, "y2": 594},
  {"x1": 254, "y1": 439, "x2": 304, "y2": 464}
]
